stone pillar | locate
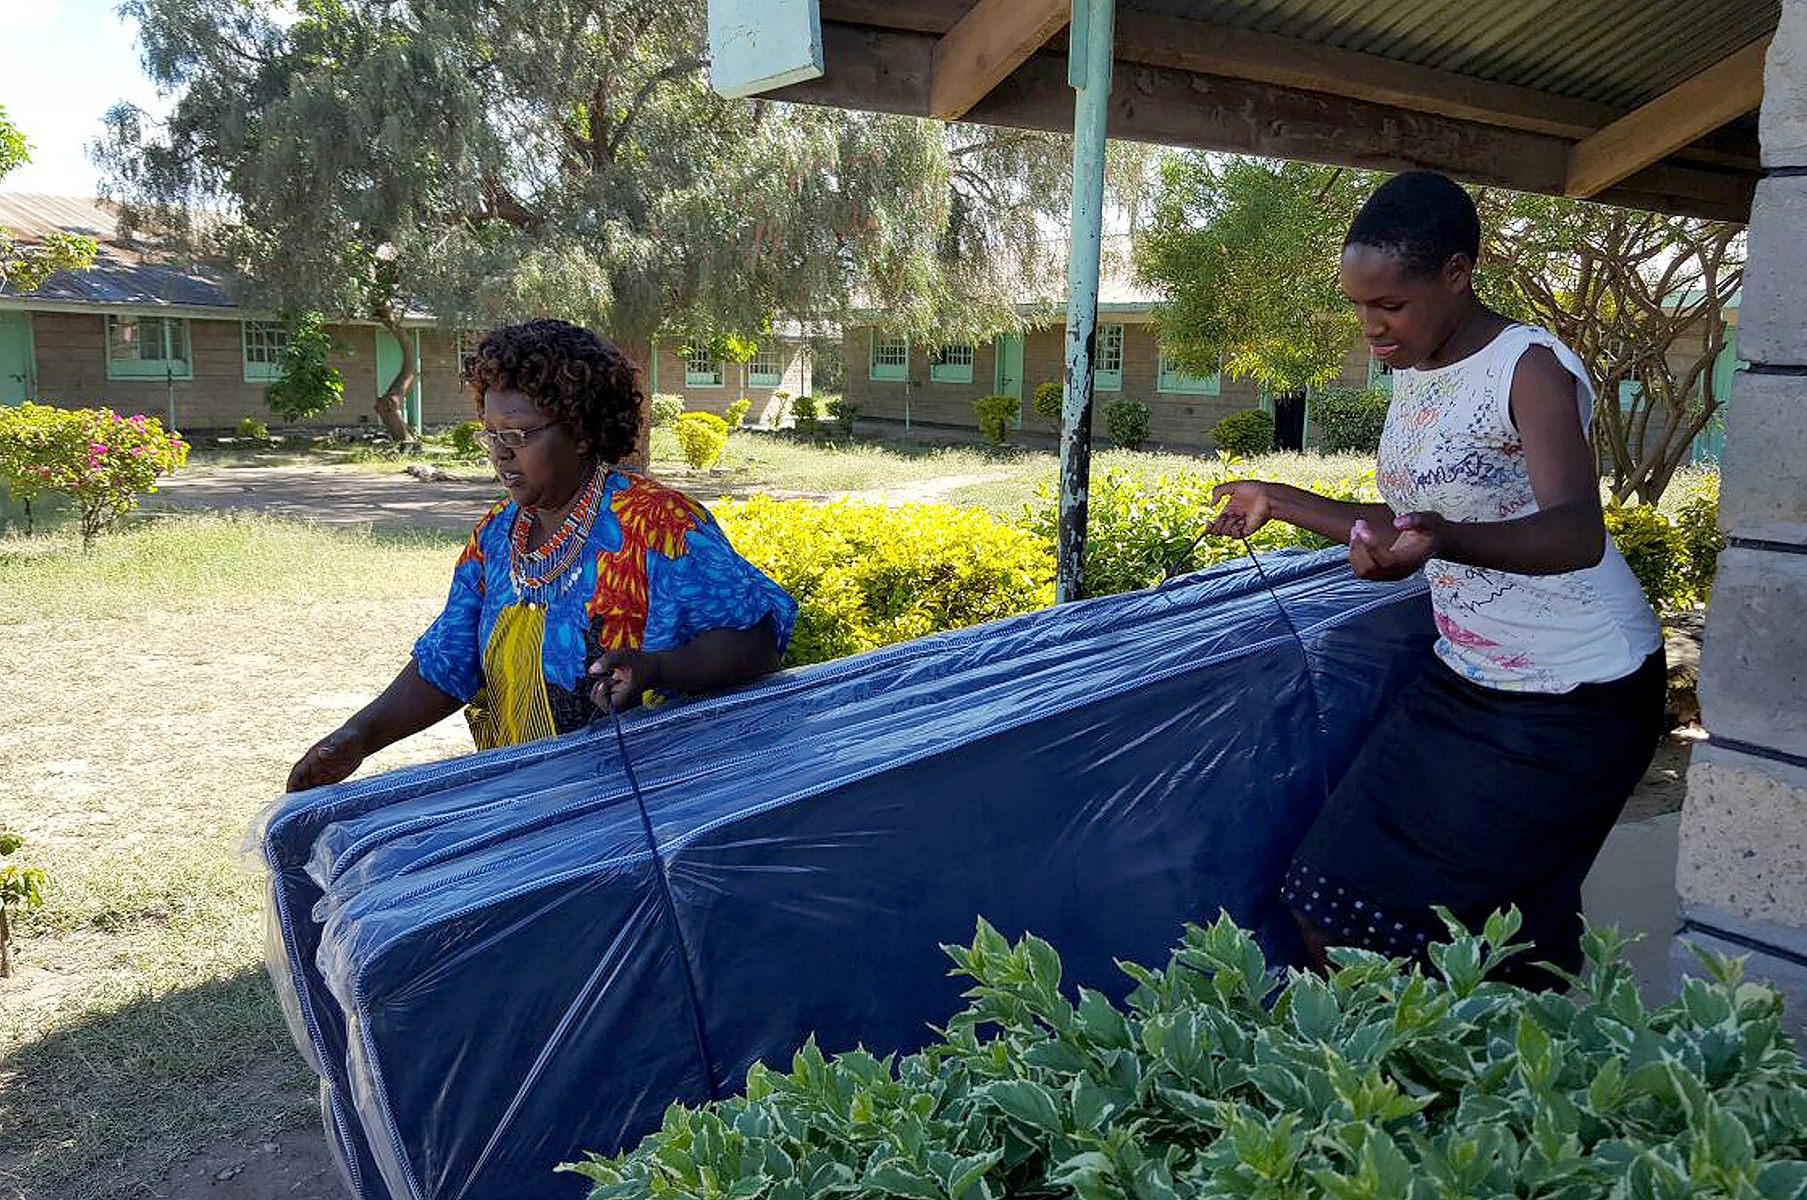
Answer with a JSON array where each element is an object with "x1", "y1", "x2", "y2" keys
[{"x1": 1672, "y1": 0, "x2": 1807, "y2": 1018}]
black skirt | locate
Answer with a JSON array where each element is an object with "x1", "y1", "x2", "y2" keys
[{"x1": 1282, "y1": 648, "x2": 1666, "y2": 986}]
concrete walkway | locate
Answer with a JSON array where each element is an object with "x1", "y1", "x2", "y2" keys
[{"x1": 1583, "y1": 812, "x2": 1682, "y2": 1001}]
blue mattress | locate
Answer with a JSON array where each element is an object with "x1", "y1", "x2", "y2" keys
[{"x1": 253, "y1": 548, "x2": 1432, "y2": 1200}]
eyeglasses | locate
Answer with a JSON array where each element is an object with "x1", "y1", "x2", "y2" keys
[{"x1": 477, "y1": 422, "x2": 557, "y2": 451}]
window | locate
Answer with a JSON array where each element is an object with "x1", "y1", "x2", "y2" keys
[
  {"x1": 106, "y1": 315, "x2": 192, "y2": 380},
  {"x1": 1093, "y1": 323, "x2": 1123, "y2": 391},
  {"x1": 1157, "y1": 349, "x2": 1221, "y2": 395},
  {"x1": 869, "y1": 331, "x2": 908, "y2": 381},
  {"x1": 243, "y1": 320, "x2": 288, "y2": 382},
  {"x1": 747, "y1": 347, "x2": 784, "y2": 388},
  {"x1": 684, "y1": 346, "x2": 723, "y2": 387},
  {"x1": 930, "y1": 343, "x2": 975, "y2": 384},
  {"x1": 1366, "y1": 353, "x2": 1394, "y2": 394}
]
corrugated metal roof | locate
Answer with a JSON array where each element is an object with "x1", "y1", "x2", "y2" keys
[
  {"x1": 14, "y1": 260, "x2": 236, "y2": 308},
  {"x1": 0, "y1": 192, "x2": 238, "y2": 309},
  {"x1": 1124, "y1": 0, "x2": 1779, "y2": 110},
  {"x1": 0, "y1": 194, "x2": 123, "y2": 246}
]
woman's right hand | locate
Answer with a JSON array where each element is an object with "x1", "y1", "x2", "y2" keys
[
  {"x1": 1208, "y1": 481, "x2": 1276, "y2": 538},
  {"x1": 286, "y1": 725, "x2": 369, "y2": 793}
]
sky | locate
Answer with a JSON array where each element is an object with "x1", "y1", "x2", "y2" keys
[{"x1": 0, "y1": 0, "x2": 169, "y2": 197}]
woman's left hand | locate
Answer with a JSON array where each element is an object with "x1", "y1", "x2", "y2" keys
[
  {"x1": 589, "y1": 649, "x2": 667, "y2": 712},
  {"x1": 1350, "y1": 512, "x2": 1447, "y2": 580}
]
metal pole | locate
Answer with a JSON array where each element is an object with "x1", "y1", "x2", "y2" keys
[{"x1": 1056, "y1": 0, "x2": 1114, "y2": 604}]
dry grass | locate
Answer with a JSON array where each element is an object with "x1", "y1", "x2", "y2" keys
[{"x1": 0, "y1": 515, "x2": 473, "y2": 1199}]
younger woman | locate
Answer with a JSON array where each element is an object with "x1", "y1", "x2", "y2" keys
[{"x1": 1209, "y1": 171, "x2": 1664, "y2": 985}]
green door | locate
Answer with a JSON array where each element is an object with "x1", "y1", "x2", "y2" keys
[
  {"x1": 0, "y1": 312, "x2": 34, "y2": 404},
  {"x1": 376, "y1": 327, "x2": 424, "y2": 434},
  {"x1": 994, "y1": 332, "x2": 1025, "y2": 429},
  {"x1": 994, "y1": 333, "x2": 1024, "y2": 401}
]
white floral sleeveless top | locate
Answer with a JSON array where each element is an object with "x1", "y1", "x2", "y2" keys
[{"x1": 1376, "y1": 324, "x2": 1660, "y2": 693}]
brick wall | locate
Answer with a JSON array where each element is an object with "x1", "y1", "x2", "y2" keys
[
  {"x1": 24, "y1": 315, "x2": 482, "y2": 432},
  {"x1": 847, "y1": 320, "x2": 1269, "y2": 450},
  {"x1": 415, "y1": 329, "x2": 471, "y2": 426},
  {"x1": 648, "y1": 338, "x2": 811, "y2": 426}
]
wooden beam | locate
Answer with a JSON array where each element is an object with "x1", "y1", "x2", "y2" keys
[
  {"x1": 774, "y1": 22, "x2": 1758, "y2": 223},
  {"x1": 929, "y1": 0, "x2": 1069, "y2": 120},
  {"x1": 1565, "y1": 37, "x2": 1771, "y2": 199}
]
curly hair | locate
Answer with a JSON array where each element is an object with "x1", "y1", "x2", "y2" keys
[{"x1": 462, "y1": 319, "x2": 642, "y2": 462}]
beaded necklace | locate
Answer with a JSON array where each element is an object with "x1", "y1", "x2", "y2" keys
[{"x1": 508, "y1": 464, "x2": 607, "y2": 606}]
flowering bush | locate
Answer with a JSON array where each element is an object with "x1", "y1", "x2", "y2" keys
[{"x1": 0, "y1": 402, "x2": 189, "y2": 547}]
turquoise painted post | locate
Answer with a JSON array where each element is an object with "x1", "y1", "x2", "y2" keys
[{"x1": 1056, "y1": 0, "x2": 1114, "y2": 604}]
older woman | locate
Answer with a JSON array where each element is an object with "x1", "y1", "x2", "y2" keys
[{"x1": 287, "y1": 319, "x2": 795, "y2": 791}]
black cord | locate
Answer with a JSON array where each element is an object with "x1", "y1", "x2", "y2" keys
[{"x1": 603, "y1": 689, "x2": 721, "y2": 1101}]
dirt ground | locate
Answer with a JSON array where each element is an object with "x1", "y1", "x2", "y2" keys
[{"x1": 39, "y1": 463, "x2": 1700, "y2": 1199}]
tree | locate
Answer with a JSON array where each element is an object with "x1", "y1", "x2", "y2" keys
[
  {"x1": 1477, "y1": 193, "x2": 1742, "y2": 504},
  {"x1": 1139, "y1": 154, "x2": 1744, "y2": 502},
  {"x1": 1136, "y1": 157, "x2": 1369, "y2": 395},
  {"x1": 0, "y1": 105, "x2": 97, "y2": 294},
  {"x1": 264, "y1": 311, "x2": 346, "y2": 422},
  {"x1": 98, "y1": 1, "x2": 1143, "y2": 440}
]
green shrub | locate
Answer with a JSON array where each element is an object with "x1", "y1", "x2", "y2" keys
[
  {"x1": 568, "y1": 913, "x2": 1807, "y2": 1200},
  {"x1": 0, "y1": 403, "x2": 189, "y2": 547},
  {"x1": 263, "y1": 311, "x2": 344, "y2": 422},
  {"x1": 1606, "y1": 504, "x2": 1683, "y2": 610},
  {"x1": 236, "y1": 415, "x2": 269, "y2": 439},
  {"x1": 650, "y1": 394, "x2": 686, "y2": 429},
  {"x1": 448, "y1": 419, "x2": 485, "y2": 461},
  {"x1": 826, "y1": 397, "x2": 860, "y2": 436},
  {"x1": 792, "y1": 394, "x2": 820, "y2": 436},
  {"x1": 1102, "y1": 398, "x2": 1150, "y2": 451},
  {"x1": 974, "y1": 394, "x2": 1021, "y2": 445},
  {"x1": 1313, "y1": 386, "x2": 1392, "y2": 454},
  {"x1": 1674, "y1": 492, "x2": 1724, "y2": 604},
  {"x1": 1601, "y1": 498, "x2": 1723, "y2": 611},
  {"x1": 1018, "y1": 464, "x2": 1360, "y2": 597},
  {"x1": 673, "y1": 411, "x2": 730, "y2": 470},
  {"x1": 725, "y1": 398, "x2": 752, "y2": 429},
  {"x1": 1033, "y1": 380, "x2": 1063, "y2": 426},
  {"x1": 1210, "y1": 407, "x2": 1275, "y2": 456},
  {"x1": 713, "y1": 497, "x2": 1054, "y2": 667},
  {"x1": 0, "y1": 828, "x2": 48, "y2": 978}
]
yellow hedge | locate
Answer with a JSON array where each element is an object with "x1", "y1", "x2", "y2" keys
[{"x1": 713, "y1": 497, "x2": 1055, "y2": 667}]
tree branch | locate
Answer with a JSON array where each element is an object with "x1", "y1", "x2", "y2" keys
[{"x1": 604, "y1": 56, "x2": 706, "y2": 166}]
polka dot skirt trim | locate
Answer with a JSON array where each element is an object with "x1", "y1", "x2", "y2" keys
[{"x1": 1280, "y1": 860, "x2": 1440, "y2": 959}]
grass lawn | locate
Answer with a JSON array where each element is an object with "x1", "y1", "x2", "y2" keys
[{"x1": 0, "y1": 515, "x2": 471, "y2": 1199}]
